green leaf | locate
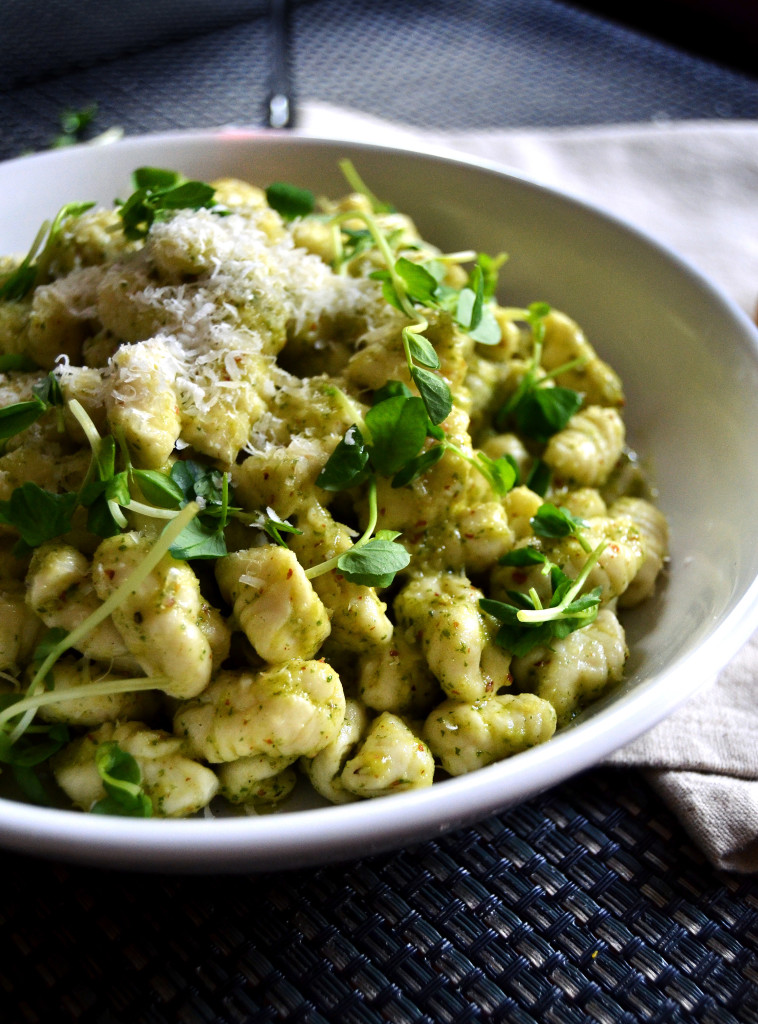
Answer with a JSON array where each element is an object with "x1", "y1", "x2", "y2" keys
[
  {"x1": 391, "y1": 444, "x2": 446, "y2": 488},
  {"x1": 316, "y1": 425, "x2": 370, "y2": 491},
  {"x1": 0, "y1": 354, "x2": 39, "y2": 372},
  {"x1": 117, "y1": 168, "x2": 217, "y2": 240},
  {"x1": 410, "y1": 367, "x2": 452, "y2": 425},
  {"x1": 0, "y1": 396, "x2": 46, "y2": 439},
  {"x1": 515, "y1": 386, "x2": 583, "y2": 443},
  {"x1": 133, "y1": 167, "x2": 183, "y2": 190},
  {"x1": 265, "y1": 181, "x2": 316, "y2": 220},
  {"x1": 32, "y1": 627, "x2": 69, "y2": 676},
  {"x1": 498, "y1": 547, "x2": 548, "y2": 568},
  {"x1": 338, "y1": 227, "x2": 375, "y2": 265},
  {"x1": 132, "y1": 468, "x2": 184, "y2": 509},
  {"x1": 369, "y1": 270, "x2": 405, "y2": 312},
  {"x1": 12, "y1": 765, "x2": 54, "y2": 805},
  {"x1": 262, "y1": 510, "x2": 302, "y2": 547},
  {"x1": 169, "y1": 460, "x2": 225, "y2": 507},
  {"x1": 85, "y1": 494, "x2": 123, "y2": 538},
  {"x1": 0, "y1": 722, "x2": 70, "y2": 768},
  {"x1": 472, "y1": 251, "x2": 507, "y2": 300},
  {"x1": 403, "y1": 328, "x2": 440, "y2": 369},
  {"x1": 531, "y1": 502, "x2": 586, "y2": 541},
  {"x1": 526, "y1": 458, "x2": 551, "y2": 496},
  {"x1": 395, "y1": 257, "x2": 438, "y2": 305},
  {"x1": 0, "y1": 483, "x2": 78, "y2": 548},
  {"x1": 457, "y1": 264, "x2": 485, "y2": 331},
  {"x1": 474, "y1": 451, "x2": 517, "y2": 497},
  {"x1": 372, "y1": 380, "x2": 413, "y2": 404},
  {"x1": 52, "y1": 104, "x2": 97, "y2": 147},
  {"x1": 32, "y1": 372, "x2": 64, "y2": 408},
  {"x1": 0, "y1": 202, "x2": 95, "y2": 300},
  {"x1": 337, "y1": 536, "x2": 410, "y2": 587},
  {"x1": 169, "y1": 517, "x2": 228, "y2": 560},
  {"x1": 469, "y1": 306, "x2": 501, "y2": 345},
  {"x1": 364, "y1": 395, "x2": 428, "y2": 477},
  {"x1": 91, "y1": 740, "x2": 152, "y2": 817}
]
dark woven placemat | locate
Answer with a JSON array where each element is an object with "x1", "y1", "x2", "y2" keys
[
  {"x1": 4, "y1": 769, "x2": 758, "y2": 1024},
  {"x1": 1, "y1": 0, "x2": 757, "y2": 162},
  {"x1": 1, "y1": 3, "x2": 758, "y2": 1021}
]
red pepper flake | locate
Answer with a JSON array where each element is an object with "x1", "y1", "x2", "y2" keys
[{"x1": 286, "y1": 568, "x2": 293, "y2": 579}]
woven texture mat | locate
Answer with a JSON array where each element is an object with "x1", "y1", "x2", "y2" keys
[
  {"x1": 4, "y1": 770, "x2": 758, "y2": 1024},
  {"x1": 1, "y1": 0, "x2": 758, "y2": 160},
  {"x1": 2, "y1": 3, "x2": 758, "y2": 1021}
]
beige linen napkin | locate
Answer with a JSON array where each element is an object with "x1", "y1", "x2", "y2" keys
[{"x1": 297, "y1": 104, "x2": 758, "y2": 872}]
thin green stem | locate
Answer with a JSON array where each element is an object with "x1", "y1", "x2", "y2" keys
[
  {"x1": 517, "y1": 540, "x2": 608, "y2": 624},
  {"x1": 0, "y1": 676, "x2": 167, "y2": 732},
  {"x1": 305, "y1": 478, "x2": 378, "y2": 580},
  {"x1": 338, "y1": 159, "x2": 385, "y2": 213},
  {"x1": 7, "y1": 501, "x2": 198, "y2": 743}
]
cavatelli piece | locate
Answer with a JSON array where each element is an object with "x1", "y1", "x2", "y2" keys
[
  {"x1": 543, "y1": 406, "x2": 625, "y2": 487},
  {"x1": 174, "y1": 659, "x2": 345, "y2": 763},
  {"x1": 423, "y1": 692, "x2": 557, "y2": 775},
  {"x1": 52, "y1": 720, "x2": 219, "y2": 817},
  {"x1": 357, "y1": 635, "x2": 441, "y2": 716},
  {"x1": 215, "y1": 545, "x2": 331, "y2": 663},
  {"x1": 26, "y1": 542, "x2": 137, "y2": 670},
  {"x1": 217, "y1": 752, "x2": 298, "y2": 805},
  {"x1": 92, "y1": 532, "x2": 218, "y2": 699},
  {"x1": 340, "y1": 712, "x2": 435, "y2": 797},
  {"x1": 36, "y1": 658, "x2": 160, "y2": 727},
  {"x1": 540, "y1": 309, "x2": 625, "y2": 407},
  {"x1": 610, "y1": 497, "x2": 669, "y2": 607},
  {"x1": 394, "y1": 572, "x2": 511, "y2": 702},
  {"x1": 302, "y1": 698, "x2": 369, "y2": 804},
  {"x1": 511, "y1": 607, "x2": 628, "y2": 726}
]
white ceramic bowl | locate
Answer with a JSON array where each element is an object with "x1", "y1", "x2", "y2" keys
[{"x1": 1, "y1": 130, "x2": 758, "y2": 871}]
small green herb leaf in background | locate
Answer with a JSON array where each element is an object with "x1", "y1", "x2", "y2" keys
[
  {"x1": 0, "y1": 484, "x2": 78, "y2": 551},
  {"x1": 117, "y1": 168, "x2": 217, "y2": 240},
  {"x1": 265, "y1": 181, "x2": 316, "y2": 220}
]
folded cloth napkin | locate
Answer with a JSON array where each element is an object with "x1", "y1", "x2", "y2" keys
[{"x1": 297, "y1": 103, "x2": 758, "y2": 873}]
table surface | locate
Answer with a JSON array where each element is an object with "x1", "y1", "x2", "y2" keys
[{"x1": 2, "y1": 3, "x2": 758, "y2": 1023}]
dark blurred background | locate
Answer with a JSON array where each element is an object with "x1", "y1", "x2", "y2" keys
[{"x1": 1, "y1": 0, "x2": 756, "y2": 161}]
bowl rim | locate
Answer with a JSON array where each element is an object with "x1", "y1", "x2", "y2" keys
[{"x1": 2, "y1": 127, "x2": 758, "y2": 870}]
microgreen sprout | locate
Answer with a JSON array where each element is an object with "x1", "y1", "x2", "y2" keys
[
  {"x1": 0, "y1": 500, "x2": 199, "y2": 746},
  {"x1": 318, "y1": 384, "x2": 518, "y2": 501},
  {"x1": 479, "y1": 502, "x2": 607, "y2": 656},
  {"x1": 494, "y1": 302, "x2": 588, "y2": 441},
  {"x1": 116, "y1": 167, "x2": 219, "y2": 240},
  {"x1": 92, "y1": 741, "x2": 152, "y2": 817},
  {"x1": 0, "y1": 201, "x2": 95, "y2": 301},
  {"x1": 306, "y1": 477, "x2": 410, "y2": 588}
]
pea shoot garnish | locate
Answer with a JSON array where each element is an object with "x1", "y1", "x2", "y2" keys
[
  {"x1": 480, "y1": 503, "x2": 607, "y2": 656},
  {"x1": 265, "y1": 181, "x2": 316, "y2": 221},
  {"x1": 495, "y1": 302, "x2": 587, "y2": 441},
  {"x1": 0, "y1": 201, "x2": 95, "y2": 301},
  {"x1": 91, "y1": 741, "x2": 152, "y2": 817},
  {"x1": 318, "y1": 383, "x2": 517, "y2": 499},
  {"x1": 116, "y1": 167, "x2": 220, "y2": 240},
  {"x1": 306, "y1": 477, "x2": 410, "y2": 588}
]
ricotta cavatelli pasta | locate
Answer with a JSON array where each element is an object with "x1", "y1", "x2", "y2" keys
[{"x1": 0, "y1": 164, "x2": 668, "y2": 818}]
